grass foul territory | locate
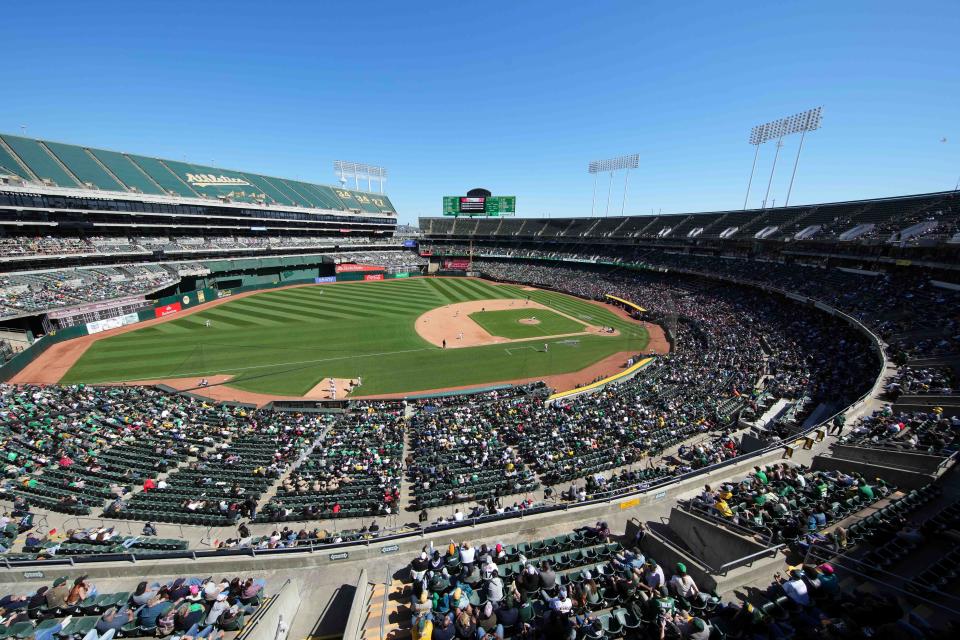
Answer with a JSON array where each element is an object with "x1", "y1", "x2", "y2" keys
[{"x1": 63, "y1": 278, "x2": 649, "y2": 397}]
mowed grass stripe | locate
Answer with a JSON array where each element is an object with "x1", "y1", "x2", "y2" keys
[
  {"x1": 228, "y1": 297, "x2": 357, "y2": 320},
  {"x1": 194, "y1": 308, "x2": 278, "y2": 327},
  {"x1": 426, "y1": 278, "x2": 474, "y2": 303},
  {"x1": 453, "y1": 279, "x2": 511, "y2": 300},
  {"x1": 437, "y1": 277, "x2": 491, "y2": 300},
  {"x1": 321, "y1": 282, "x2": 443, "y2": 302},
  {"x1": 312, "y1": 288, "x2": 439, "y2": 309},
  {"x1": 419, "y1": 278, "x2": 461, "y2": 303}
]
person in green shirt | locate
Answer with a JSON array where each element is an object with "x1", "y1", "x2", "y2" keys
[
  {"x1": 753, "y1": 466, "x2": 768, "y2": 485},
  {"x1": 857, "y1": 480, "x2": 874, "y2": 500}
]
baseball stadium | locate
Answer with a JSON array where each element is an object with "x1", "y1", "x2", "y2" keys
[{"x1": 1, "y1": 5, "x2": 959, "y2": 640}]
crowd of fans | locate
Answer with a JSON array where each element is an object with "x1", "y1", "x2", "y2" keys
[
  {"x1": 0, "y1": 234, "x2": 388, "y2": 258},
  {"x1": 0, "y1": 574, "x2": 265, "y2": 638},
  {"x1": 0, "y1": 267, "x2": 176, "y2": 316},
  {"x1": 841, "y1": 406, "x2": 958, "y2": 454},
  {"x1": 884, "y1": 367, "x2": 954, "y2": 399},
  {"x1": 403, "y1": 519, "x2": 956, "y2": 640},
  {"x1": 400, "y1": 262, "x2": 878, "y2": 512},
  {"x1": 686, "y1": 462, "x2": 892, "y2": 546},
  {"x1": 429, "y1": 244, "x2": 958, "y2": 364}
]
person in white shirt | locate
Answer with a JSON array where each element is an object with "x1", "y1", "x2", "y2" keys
[
  {"x1": 459, "y1": 542, "x2": 476, "y2": 568},
  {"x1": 549, "y1": 587, "x2": 573, "y2": 614},
  {"x1": 453, "y1": 509, "x2": 464, "y2": 522},
  {"x1": 668, "y1": 563, "x2": 700, "y2": 601},
  {"x1": 777, "y1": 569, "x2": 810, "y2": 606}
]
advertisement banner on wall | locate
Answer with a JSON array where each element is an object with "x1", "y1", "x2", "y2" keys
[
  {"x1": 335, "y1": 263, "x2": 385, "y2": 274},
  {"x1": 86, "y1": 312, "x2": 140, "y2": 335},
  {"x1": 217, "y1": 289, "x2": 233, "y2": 299},
  {"x1": 315, "y1": 276, "x2": 337, "y2": 284},
  {"x1": 155, "y1": 302, "x2": 182, "y2": 318},
  {"x1": 443, "y1": 258, "x2": 471, "y2": 270},
  {"x1": 392, "y1": 272, "x2": 410, "y2": 279},
  {"x1": 363, "y1": 274, "x2": 385, "y2": 281}
]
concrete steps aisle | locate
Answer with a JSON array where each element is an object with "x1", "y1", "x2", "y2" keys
[
  {"x1": 361, "y1": 578, "x2": 411, "y2": 640},
  {"x1": 254, "y1": 425, "x2": 331, "y2": 509}
]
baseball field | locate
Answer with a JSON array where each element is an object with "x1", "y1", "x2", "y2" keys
[{"x1": 59, "y1": 277, "x2": 660, "y2": 398}]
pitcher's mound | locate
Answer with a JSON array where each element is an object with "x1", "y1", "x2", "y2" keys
[{"x1": 518, "y1": 317, "x2": 541, "y2": 325}]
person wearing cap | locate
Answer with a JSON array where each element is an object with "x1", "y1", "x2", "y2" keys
[
  {"x1": 685, "y1": 616, "x2": 711, "y2": 640},
  {"x1": 477, "y1": 601, "x2": 498, "y2": 634},
  {"x1": 808, "y1": 564, "x2": 840, "y2": 599},
  {"x1": 668, "y1": 563, "x2": 700, "y2": 605},
  {"x1": 429, "y1": 550, "x2": 446, "y2": 573},
  {"x1": 45, "y1": 576, "x2": 70, "y2": 609},
  {"x1": 637, "y1": 559, "x2": 665, "y2": 602},
  {"x1": 581, "y1": 572, "x2": 601, "y2": 608},
  {"x1": 411, "y1": 588, "x2": 433, "y2": 624},
  {"x1": 411, "y1": 551, "x2": 430, "y2": 582},
  {"x1": 450, "y1": 587, "x2": 469, "y2": 611},
  {"x1": 485, "y1": 569, "x2": 504, "y2": 605},
  {"x1": 775, "y1": 569, "x2": 810, "y2": 606},
  {"x1": 518, "y1": 564, "x2": 539, "y2": 594},
  {"x1": 205, "y1": 592, "x2": 231, "y2": 626},
  {"x1": 548, "y1": 587, "x2": 573, "y2": 614}
]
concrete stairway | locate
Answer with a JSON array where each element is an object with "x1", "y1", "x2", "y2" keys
[{"x1": 361, "y1": 577, "x2": 410, "y2": 640}]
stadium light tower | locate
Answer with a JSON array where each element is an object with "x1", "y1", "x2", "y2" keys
[
  {"x1": 744, "y1": 107, "x2": 822, "y2": 209},
  {"x1": 333, "y1": 161, "x2": 388, "y2": 193},
  {"x1": 588, "y1": 153, "x2": 639, "y2": 216}
]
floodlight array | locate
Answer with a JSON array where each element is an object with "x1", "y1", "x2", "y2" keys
[
  {"x1": 333, "y1": 160, "x2": 388, "y2": 179},
  {"x1": 749, "y1": 107, "x2": 823, "y2": 145},
  {"x1": 588, "y1": 153, "x2": 639, "y2": 174}
]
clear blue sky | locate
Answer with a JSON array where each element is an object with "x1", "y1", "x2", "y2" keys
[{"x1": 2, "y1": 1, "x2": 957, "y2": 224}]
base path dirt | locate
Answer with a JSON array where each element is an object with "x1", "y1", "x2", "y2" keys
[{"x1": 415, "y1": 298, "x2": 618, "y2": 349}]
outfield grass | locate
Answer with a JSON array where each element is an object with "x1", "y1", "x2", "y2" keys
[
  {"x1": 63, "y1": 278, "x2": 650, "y2": 396},
  {"x1": 469, "y1": 308, "x2": 584, "y2": 339}
]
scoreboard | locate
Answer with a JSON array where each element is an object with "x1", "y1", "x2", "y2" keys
[{"x1": 443, "y1": 195, "x2": 516, "y2": 216}]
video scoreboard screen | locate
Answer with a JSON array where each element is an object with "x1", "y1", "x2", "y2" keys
[
  {"x1": 459, "y1": 197, "x2": 486, "y2": 213},
  {"x1": 443, "y1": 195, "x2": 516, "y2": 216}
]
